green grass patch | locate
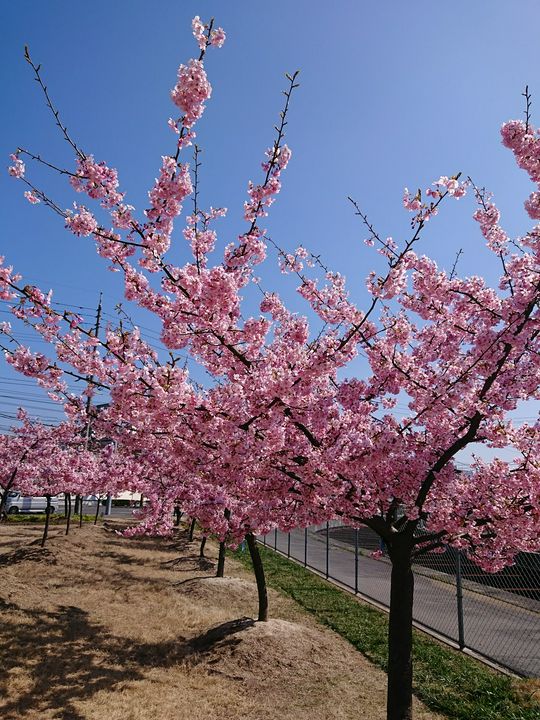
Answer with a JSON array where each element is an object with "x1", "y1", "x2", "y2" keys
[
  {"x1": 233, "y1": 545, "x2": 540, "y2": 720},
  {"x1": 6, "y1": 514, "x2": 98, "y2": 524}
]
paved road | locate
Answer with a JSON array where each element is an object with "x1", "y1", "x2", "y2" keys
[{"x1": 262, "y1": 526, "x2": 540, "y2": 678}]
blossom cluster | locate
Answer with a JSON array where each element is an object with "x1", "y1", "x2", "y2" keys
[
  {"x1": 192, "y1": 16, "x2": 226, "y2": 50},
  {"x1": 171, "y1": 59, "x2": 212, "y2": 129},
  {"x1": 8, "y1": 153, "x2": 25, "y2": 178},
  {"x1": 70, "y1": 155, "x2": 123, "y2": 207},
  {"x1": 65, "y1": 205, "x2": 98, "y2": 236}
]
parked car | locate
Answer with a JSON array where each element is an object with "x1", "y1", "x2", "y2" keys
[{"x1": 5, "y1": 492, "x2": 60, "y2": 514}]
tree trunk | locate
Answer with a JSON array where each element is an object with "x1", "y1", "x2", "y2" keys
[
  {"x1": 79, "y1": 495, "x2": 84, "y2": 528},
  {"x1": 246, "y1": 532, "x2": 268, "y2": 622},
  {"x1": 41, "y1": 494, "x2": 52, "y2": 547},
  {"x1": 65, "y1": 493, "x2": 72, "y2": 536},
  {"x1": 386, "y1": 536, "x2": 414, "y2": 720},
  {"x1": 0, "y1": 489, "x2": 8, "y2": 522},
  {"x1": 0, "y1": 470, "x2": 17, "y2": 522},
  {"x1": 188, "y1": 517, "x2": 196, "y2": 542},
  {"x1": 74, "y1": 494, "x2": 80, "y2": 515},
  {"x1": 174, "y1": 506, "x2": 182, "y2": 526},
  {"x1": 215, "y1": 508, "x2": 230, "y2": 578},
  {"x1": 199, "y1": 536, "x2": 207, "y2": 558},
  {"x1": 216, "y1": 541, "x2": 226, "y2": 577},
  {"x1": 93, "y1": 495, "x2": 101, "y2": 525}
]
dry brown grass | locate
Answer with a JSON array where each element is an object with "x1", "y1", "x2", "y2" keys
[{"x1": 0, "y1": 521, "x2": 444, "y2": 719}]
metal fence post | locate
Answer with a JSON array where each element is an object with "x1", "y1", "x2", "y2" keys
[
  {"x1": 354, "y1": 528, "x2": 359, "y2": 594},
  {"x1": 287, "y1": 531, "x2": 291, "y2": 558},
  {"x1": 274, "y1": 528, "x2": 278, "y2": 550},
  {"x1": 456, "y1": 549, "x2": 465, "y2": 650},
  {"x1": 326, "y1": 521, "x2": 329, "y2": 579},
  {"x1": 304, "y1": 527, "x2": 308, "y2": 567}
]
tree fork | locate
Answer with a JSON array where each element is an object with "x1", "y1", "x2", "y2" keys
[
  {"x1": 246, "y1": 532, "x2": 268, "y2": 622},
  {"x1": 386, "y1": 533, "x2": 414, "y2": 720}
]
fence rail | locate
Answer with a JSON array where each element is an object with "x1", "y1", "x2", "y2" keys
[{"x1": 261, "y1": 522, "x2": 540, "y2": 678}]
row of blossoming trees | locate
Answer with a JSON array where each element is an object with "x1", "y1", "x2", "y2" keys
[{"x1": 2, "y1": 15, "x2": 540, "y2": 720}]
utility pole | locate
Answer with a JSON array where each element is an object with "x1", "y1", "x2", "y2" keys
[{"x1": 77, "y1": 293, "x2": 103, "y2": 526}]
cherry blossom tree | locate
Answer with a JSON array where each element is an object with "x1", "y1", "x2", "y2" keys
[{"x1": 3, "y1": 15, "x2": 540, "y2": 720}]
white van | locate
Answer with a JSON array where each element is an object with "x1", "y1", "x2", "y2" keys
[{"x1": 4, "y1": 492, "x2": 60, "y2": 514}]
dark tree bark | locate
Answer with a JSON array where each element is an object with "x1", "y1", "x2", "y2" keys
[
  {"x1": 174, "y1": 506, "x2": 182, "y2": 526},
  {"x1": 0, "y1": 469, "x2": 18, "y2": 522},
  {"x1": 386, "y1": 533, "x2": 415, "y2": 720},
  {"x1": 246, "y1": 532, "x2": 268, "y2": 622},
  {"x1": 215, "y1": 508, "x2": 230, "y2": 578},
  {"x1": 199, "y1": 536, "x2": 207, "y2": 558},
  {"x1": 188, "y1": 517, "x2": 196, "y2": 542},
  {"x1": 0, "y1": 490, "x2": 6, "y2": 523},
  {"x1": 74, "y1": 494, "x2": 81, "y2": 516},
  {"x1": 41, "y1": 494, "x2": 52, "y2": 547},
  {"x1": 79, "y1": 494, "x2": 84, "y2": 528},
  {"x1": 216, "y1": 540, "x2": 226, "y2": 577},
  {"x1": 93, "y1": 495, "x2": 101, "y2": 525},
  {"x1": 65, "y1": 492, "x2": 72, "y2": 536}
]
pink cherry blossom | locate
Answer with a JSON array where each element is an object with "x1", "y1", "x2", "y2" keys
[
  {"x1": 7, "y1": 153, "x2": 25, "y2": 178},
  {"x1": 24, "y1": 190, "x2": 40, "y2": 204}
]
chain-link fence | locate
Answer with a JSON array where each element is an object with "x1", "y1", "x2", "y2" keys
[{"x1": 261, "y1": 522, "x2": 540, "y2": 677}]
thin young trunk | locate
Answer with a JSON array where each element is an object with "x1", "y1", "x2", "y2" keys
[
  {"x1": 0, "y1": 470, "x2": 17, "y2": 522},
  {"x1": 387, "y1": 536, "x2": 414, "y2": 720},
  {"x1": 215, "y1": 508, "x2": 230, "y2": 578},
  {"x1": 74, "y1": 494, "x2": 80, "y2": 516},
  {"x1": 0, "y1": 489, "x2": 7, "y2": 522},
  {"x1": 65, "y1": 493, "x2": 72, "y2": 536},
  {"x1": 216, "y1": 541, "x2": 226, "y2": 577},
  {"x1": 188, "y1": 517, "x2": 196, "y2": 542},
  {"x1": 246, "y1": 532, "x2": 268, "y2": 622},
  {"x1": 199, "y1": 536, "x2": 207, "y2": 558},
  {"x1": 93, "y1": 495, "x2": 101, "y2": 525},
  {"x1": 174, "y1": 506, "x2": 182, "y2": 526},
  {"x1": 41, "y1": 494, "x2": 52, "y2": 548},
  {"x1": 79, "y1": 495, "x2": 84, "y2": 528}
]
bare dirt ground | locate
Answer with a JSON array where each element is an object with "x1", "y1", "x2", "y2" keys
[{"x1": 0, "y1": 521, "x2": 444, "y2": 720}]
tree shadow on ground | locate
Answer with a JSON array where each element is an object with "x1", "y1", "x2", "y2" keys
[
  {"x1": 103, "y1": 528, "x2": 196, "y2": 555},
  {"x1": 161, "y1": 554, "x2": 215, "y2": 572},
  {"x1": 0, "y1": 546, "x2": 55, "y2": 567},
  {"x1": 0, "y1": 597, "x2": 255, "y2": 719}
]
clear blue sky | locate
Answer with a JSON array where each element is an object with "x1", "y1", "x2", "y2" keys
[{"x1": 1, "y1": 0, "x2": 539, "y2": 452}]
